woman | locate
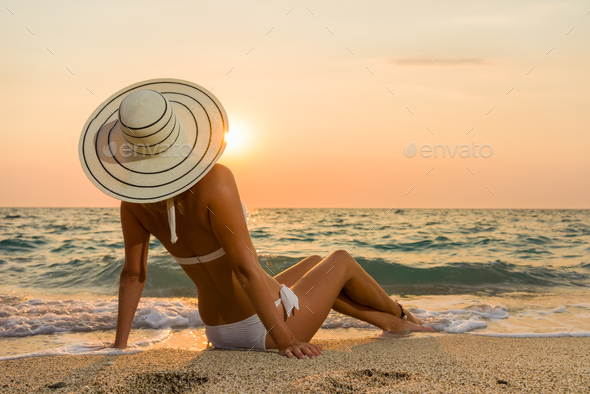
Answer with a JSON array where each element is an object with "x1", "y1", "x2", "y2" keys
[{"x1": 79, "y1": 78, "x2": 434, "y2": 360}]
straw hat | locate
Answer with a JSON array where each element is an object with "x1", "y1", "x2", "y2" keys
[{"x1": 78, "y1": 78, "x2": 228, "y2": 204}]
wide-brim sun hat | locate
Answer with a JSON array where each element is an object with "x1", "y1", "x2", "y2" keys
[{"x1": 79, "y1": 77, "x2": 229, "y2": 205}]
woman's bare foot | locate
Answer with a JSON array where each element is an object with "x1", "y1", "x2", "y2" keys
[{"x1": 384, "y1": 316, "x2": 435, "y2": 334}]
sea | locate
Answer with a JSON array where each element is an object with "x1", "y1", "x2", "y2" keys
[{"x1": 1, "y1": 208, "x2": 589, "y2": 360}]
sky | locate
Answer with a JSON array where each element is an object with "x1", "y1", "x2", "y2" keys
[{"x1": 1, "y1": 0, "x2": 589, "y2": 208}]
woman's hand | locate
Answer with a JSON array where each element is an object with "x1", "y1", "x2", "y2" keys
[{"x1": 279, "y1": 339, "x2": 323, "y2": 359}]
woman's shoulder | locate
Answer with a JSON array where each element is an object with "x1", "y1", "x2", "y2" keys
[
  {"x1": 204, "y1": 163, "x2": 234, "y2": 180},
  {"x1": 197, "y1": 163, "x2": 236, "y2": 191}
]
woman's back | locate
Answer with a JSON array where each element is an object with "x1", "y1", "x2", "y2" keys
[{"x1": 122, "y1": 165, "x2": 279, "y2": 326}]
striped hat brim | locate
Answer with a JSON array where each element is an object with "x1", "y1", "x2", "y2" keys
[{"x1": 78, "y1": 78, "x2": 228, "y2": 203}]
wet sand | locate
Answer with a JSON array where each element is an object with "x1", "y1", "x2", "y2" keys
[{"x1": 1, "y1": 335, "x2": 588, "y2": 393}]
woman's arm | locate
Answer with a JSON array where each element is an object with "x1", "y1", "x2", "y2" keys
[
  {"x1": 207, "y1": 165, "x2": 321, "y2": 359},
  {"x1": 113, "y1": 202, "x2": 150, "y2": 349}
]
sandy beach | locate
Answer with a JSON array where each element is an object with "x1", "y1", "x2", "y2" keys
[{"x1": 1, "y1": 335, "x2": 588, "y2": 393}]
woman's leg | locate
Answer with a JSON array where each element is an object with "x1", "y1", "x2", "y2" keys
[
  {"x1": 266, "y1": 250, "x2": 433, "y2": 348},
  {"x1": 273, "y1": 255, "x2": 323, "y2": 287},
  {"x1": 274, "y1": 254, "x2": 422, "y2": 328},
  {"x1": 332, "y1": 292, "x2": 405, "y2": 332}
]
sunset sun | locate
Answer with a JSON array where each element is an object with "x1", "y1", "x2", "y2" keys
[{"x1": 224, "y1": 121, "x2": 249, "y2": 154}]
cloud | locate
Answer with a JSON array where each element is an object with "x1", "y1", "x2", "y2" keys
[{"x1": 389, "y1": 57, "x2": 490, "y2": 66}]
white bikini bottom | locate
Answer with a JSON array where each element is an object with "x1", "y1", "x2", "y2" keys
[{"x1": 204, "y1": 284, "x2": 300, "y2": 350}]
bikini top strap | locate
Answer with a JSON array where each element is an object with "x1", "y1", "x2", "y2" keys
[{"x1": 166, "y1": 198, "x2": 178, "y2": 244}]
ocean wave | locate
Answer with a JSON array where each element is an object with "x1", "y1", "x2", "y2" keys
[
  {"x1": 3, "y1": 295, "x2": 588, "y2": 341},
  {"x1": 2, "y1": 292, "x2": 589, "y2": 360},
  {"x1": 0, "y1": 297, "x2": 514, "y2": 339},
  {"x1": 1, "y1": 253, "x2": 589, "y2": 298}
]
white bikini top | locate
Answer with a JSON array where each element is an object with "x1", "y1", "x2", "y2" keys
[{"x1": 167, "y1": 199, "x2": 247, "y2": 265}]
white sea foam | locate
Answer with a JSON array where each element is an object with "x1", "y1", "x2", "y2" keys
[
  {"x1": 2, "y1": 296, "x2": 589, "y2": 359},
  {"x1": 0, "y1": 298, "x2": 581, "y2": 338},
  {"x1": 408, "y1": 304, "x2": 509, "y2": 333},
  {"x1": 0, "y1": 298, "x2": 202, "y2": 338}
]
